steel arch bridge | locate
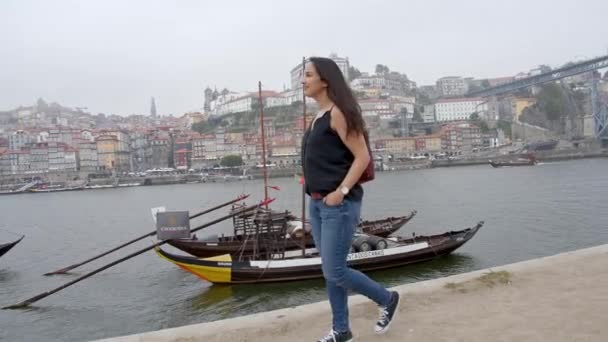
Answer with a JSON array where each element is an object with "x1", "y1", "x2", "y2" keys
[{"x1": 467, "y1": 55, "x2": 608, "y2": 144}]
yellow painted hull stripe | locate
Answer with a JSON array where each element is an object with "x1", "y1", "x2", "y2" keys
[{"x1": 155, "y1": 248, "x2": 232, "y2": 284}]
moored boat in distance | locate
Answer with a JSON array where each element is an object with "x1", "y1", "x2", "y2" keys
[
  {"x1": 29, "y1": 180, "x2": 86, "y2": 193},
  {"x1": 489, "y1": 154, "x2": 537, "y2": 168}
]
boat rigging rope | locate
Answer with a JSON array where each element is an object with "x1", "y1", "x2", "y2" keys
[
  {"x1": 237, "y1": 233, "x2": 251, "y2": 262},
  {"x1": 255, "y1": 255, "x2": 273, "y2": 282},
  {"x1": 428, "y1": 237, "x2": 439, "y2": 257}
]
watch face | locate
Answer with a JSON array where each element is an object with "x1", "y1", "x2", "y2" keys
[{"x1": 341, "y1": 187, "x2": 349, "y2": 195}]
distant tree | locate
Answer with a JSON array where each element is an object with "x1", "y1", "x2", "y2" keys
[
  {"x1": 226, "y1": 127, "x2": 248, "y2": 133},
  {"x1": 478, "y1": 121, "x2": 489, "y2": 133},
  {"x1": 192, "y1": 117, "x2": 220, "y2": 134},
  {"x1": 537, "y1": 83, "x2": 565, "y2": 121},
  {"x1": 538, "y1": 64, "x2": 552, "y2": 73},
  {"x1": 513, "y1": 88, "x2": 533, "y2": 97},
  {"x1": 416, "y1": 92, "x2": 432, "y2": 106},
  {"x1": 251, "y1": 101, "x2": 261, "y2": 112},
  {"x1": 481, "y1": 79, "x2": 491, "y2": 88},
  {"x1": 191, "y1": 121, "x2": 204, "y2": 133},
  {"x1": 387, "y1": 71, "x2": 400, "y2": 79},
  {"x1": 375, "y1": 64, "x2": 389, "y2": 75},
  {"x1": 467, "y1": 84, "x2": 483, "y2": 93},
  {"x1": 562, "y1": 61, "x2": 576, "y2": 68},
  {"x1": 353, "y1": 90, "x2": 367, "y2": 99},
  {"x1": 375, "y1": 64, "x2": 383, "y2": 75},
  {"x1": 348, "y1": 66, "x2": 362, "y2": 80},
  {"x1": 220, "y1": 154, "x2": 243, "y2": 167},
  {"x1": 412, "y1": 109, "x2": 424, "y2": 123},
  {"x1": 469, "y1": 112, "x2": 489, "y2": 133},
  {"x1": 497, "y1": 120, "x2": 512, "y2": 138}
]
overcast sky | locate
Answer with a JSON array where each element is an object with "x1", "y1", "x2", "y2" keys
[{"x1": 1, "y1": 0, "x2": 607, "y2": 116}]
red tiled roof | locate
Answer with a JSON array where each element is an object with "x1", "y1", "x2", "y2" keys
[
  {"x1": 376, "y1": 134, "x2": 441, "y2": 142},
  {"x1": 436, "y1": 98, "x2": 484, "y2": 103},
  {"x1": 359, "y1": 99, "x2": 390, "y2": 103},
  {"x1": 96, "y1": 135, "x2": 119, "y2": 141},
  {"x1": 5, "y1": 149, "x2": 29, "y2": 154}
]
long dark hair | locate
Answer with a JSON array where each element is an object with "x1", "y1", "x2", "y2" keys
[{"x1": 308, "y1": 57, "x2": 365, "y2": 137}]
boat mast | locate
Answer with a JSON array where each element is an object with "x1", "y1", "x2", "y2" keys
[
  {"x1": 258, "y1": 81, "x2": 269, "y2": 208},
  {"x1": 300, "y1": 57, "x2": 307, "y2": 256}
]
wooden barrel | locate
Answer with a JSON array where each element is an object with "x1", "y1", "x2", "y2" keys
[
  {"x1": 367, "y1": 236, "x2": 388, "y2": 250},
  {"x1": 352, "y1": 236, "x2": 372, "y2": 252}
]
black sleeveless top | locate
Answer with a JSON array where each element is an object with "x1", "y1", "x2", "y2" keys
[{"x1": 301, "y1": 110, "x2": 363, "y2": 201}]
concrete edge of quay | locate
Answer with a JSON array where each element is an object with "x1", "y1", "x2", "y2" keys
[{"x1": 94, "y1": 243, "x2": 608, "y2": 342}]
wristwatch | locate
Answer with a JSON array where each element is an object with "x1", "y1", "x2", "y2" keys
[{"x1": 339, "y1": 185, "x2": 349, "y2": 196}]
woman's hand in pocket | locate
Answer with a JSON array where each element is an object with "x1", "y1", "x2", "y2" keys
[{"x1": 323, "y1": 191, "x2": 344, "y2": 207}]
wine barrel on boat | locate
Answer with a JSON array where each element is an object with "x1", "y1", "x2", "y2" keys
[
  {"x1": 367, "y1": 235, "x2": 388, "y2": 250},
  {"x1": 352, "y1": 236, "x2": 372, "y2": 252}
]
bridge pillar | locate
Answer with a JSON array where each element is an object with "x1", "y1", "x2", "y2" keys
[{"x1": 591, "y1": 79, "x2": 608, "y2": 146}]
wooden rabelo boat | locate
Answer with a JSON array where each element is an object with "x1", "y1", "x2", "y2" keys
[
  {"x1": 156, "y1": 207, "x2": 483, "y2": 284},
  {"x1": 166, "y1": 210, "x2": 417, "y2": 258},
  {"x1": 0, "y1": 235, "x2": 24, "y2": 259}
]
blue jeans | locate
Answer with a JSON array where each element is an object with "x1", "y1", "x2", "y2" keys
[{"x1": 309, "y1": 197, "x2": 391, "y2": 332}]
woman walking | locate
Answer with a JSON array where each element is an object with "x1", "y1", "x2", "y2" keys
[{"x1": 301, "y1": 57, "x2": 400, "y2": 342}]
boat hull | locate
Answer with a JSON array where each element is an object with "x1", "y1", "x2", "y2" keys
[{"x1": 157, "y1": 222, "x2": 482, "y2": 284}]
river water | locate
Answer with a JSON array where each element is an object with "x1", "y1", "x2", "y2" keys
[{"x1": 1, "y1": 158, "x2": 607, "y2": 341}]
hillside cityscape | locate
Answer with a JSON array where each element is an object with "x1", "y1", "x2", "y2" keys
[{"x1": 1, "y1": 53, "x2": 607, "y2": 190}]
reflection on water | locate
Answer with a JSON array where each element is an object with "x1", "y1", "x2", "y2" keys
[
  {"x1": 0, "y1": 269, "x2": 19, "y2": 282},
  {"x1": 371, "y1": 253, "x2": 477, "y2": 285}
]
